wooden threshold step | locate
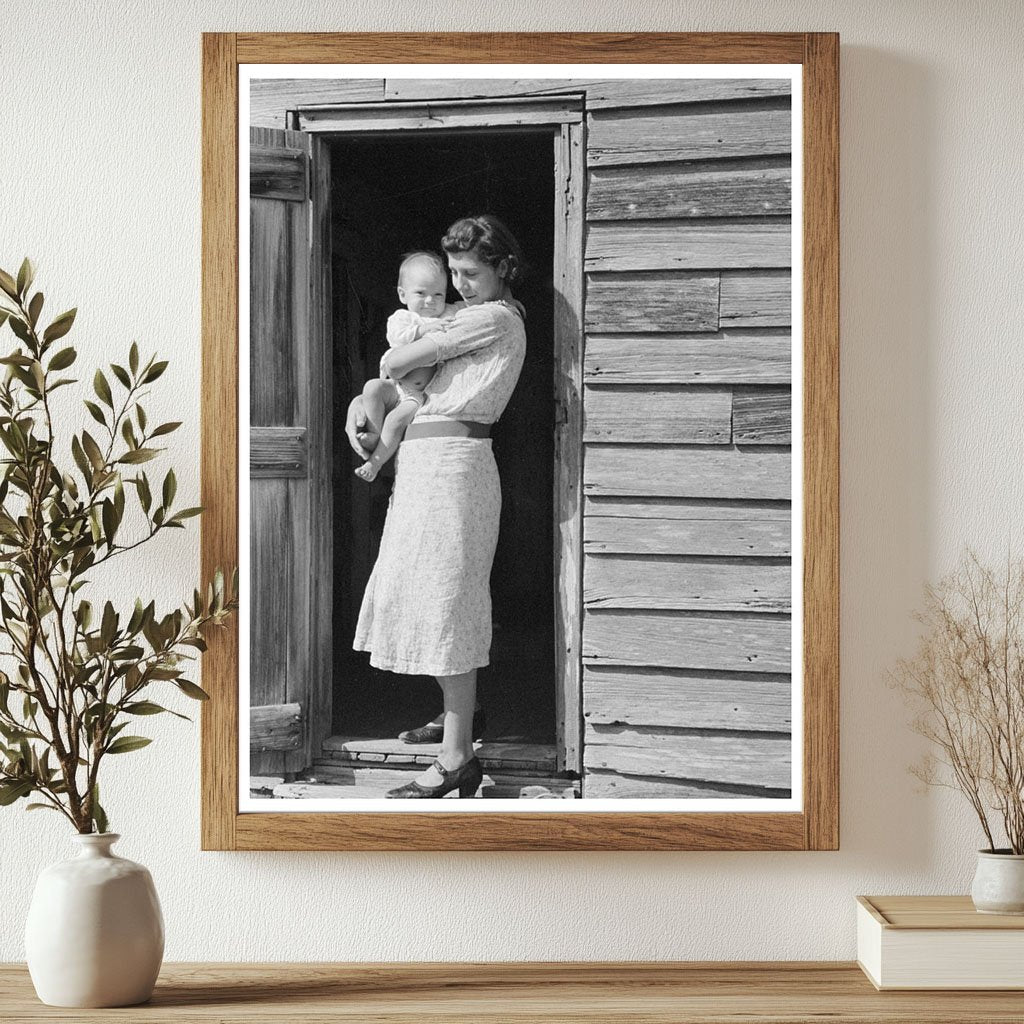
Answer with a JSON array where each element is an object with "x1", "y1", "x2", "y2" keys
[
  {"x1": 321, "y1": 735, "x2": 557, "y2": 772},
  {"x1": 274, "y1": 764, "x2": 579, "y2": 799}
]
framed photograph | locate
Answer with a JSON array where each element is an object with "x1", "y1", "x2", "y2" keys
[{"x1": 201, "y1": 32, "x2": 839, "y2": 850}]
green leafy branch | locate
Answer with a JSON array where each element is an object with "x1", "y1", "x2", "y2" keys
[{"x1": 0, "y1": 258, "x2": 237, "y2": 833}]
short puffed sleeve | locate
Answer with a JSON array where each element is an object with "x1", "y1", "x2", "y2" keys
[{"x1": 422, "y1": 303, "x2": 518, "y2": 364}]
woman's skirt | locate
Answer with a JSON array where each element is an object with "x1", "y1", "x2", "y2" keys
[{"x1": 353, "y1": 436, "x2": 501, "y2": 677}]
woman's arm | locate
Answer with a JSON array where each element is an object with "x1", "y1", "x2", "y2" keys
[
  {"x1": 381, "y1": 336, "x2": 441, "y2": 379},
  {"x1": 385, "y1": 304, "x2": 511, "y2": 377}
]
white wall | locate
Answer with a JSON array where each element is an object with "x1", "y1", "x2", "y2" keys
[{"x1": 2, "y1": 0, "x2": 1022, "y2": 961}]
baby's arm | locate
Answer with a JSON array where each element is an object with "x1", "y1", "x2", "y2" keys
[{"x1": 386, "y1": 309, "x2": 421, "y2": 348}]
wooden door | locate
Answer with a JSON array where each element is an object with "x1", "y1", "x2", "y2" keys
[{"x1": 248, "y1": 126, "x2": 332, "y2": 776}]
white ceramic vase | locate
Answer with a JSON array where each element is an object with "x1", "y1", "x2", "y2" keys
[
  {"x1": 24, "y1": 833, "x2": 164, "y2": 1007},
  {"x1": 970, "y1": 849, "x2": 1024, "y2": 915}
]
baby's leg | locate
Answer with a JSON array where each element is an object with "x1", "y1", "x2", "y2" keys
[
  {"x1": 354, "y1": 398, "x2": 420, "y2": 482},
  {"x1": 359, "y1": 377, "x2": 401, "y2": 450}
]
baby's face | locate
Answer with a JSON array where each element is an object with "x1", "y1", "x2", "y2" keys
[{"x1": 397, "y1": 266, "x2": 447, "y2": 318}]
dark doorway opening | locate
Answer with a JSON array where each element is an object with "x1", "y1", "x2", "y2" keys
[{"x1": 328, "y1": 129, "x2": 557, "y2": 746}]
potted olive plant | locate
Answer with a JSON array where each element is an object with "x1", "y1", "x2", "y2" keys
[
  {"x1": 0, "y1": 258, "x2": 237, "y2": 1006},
  {"x1": 892, "y1": 548, "x2": 1024, "y2": 914}
]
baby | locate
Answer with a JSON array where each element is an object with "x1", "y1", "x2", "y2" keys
[{"x1": 354, "y1": 251, "x2": 463, "y2": 482}]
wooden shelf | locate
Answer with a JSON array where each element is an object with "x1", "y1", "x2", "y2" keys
[{"x1": 3, "y1": 962, "x2": 1024, "y2": 1022}]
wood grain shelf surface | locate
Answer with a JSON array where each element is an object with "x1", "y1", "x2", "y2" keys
[{"x1": 4, "y1": 962, "x2": 1024, "y2": 1022}]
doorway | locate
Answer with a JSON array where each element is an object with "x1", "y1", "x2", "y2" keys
[{"x1": 328, "y1": 129, "x2": 557, "y2": 747}]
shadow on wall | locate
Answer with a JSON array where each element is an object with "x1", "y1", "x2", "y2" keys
[{"x1": 838, "y1": 47, "x2": 939, "y2": 868}]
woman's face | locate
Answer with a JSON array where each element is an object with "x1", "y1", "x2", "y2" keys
[{"x1": 447, "y1": 249, "x2": 507, "y2": 305}]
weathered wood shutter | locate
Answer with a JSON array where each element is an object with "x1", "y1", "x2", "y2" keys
[
  {"x1": 580, "y1": 82, "x2": 794, "y2": 798},
  {"x1": 249, "y1": 127, "x2": 332, "y2": 776}
]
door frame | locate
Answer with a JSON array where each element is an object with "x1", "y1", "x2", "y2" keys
[{"x1": 299, "y1": 96, "x2": 586, "y2": 774}]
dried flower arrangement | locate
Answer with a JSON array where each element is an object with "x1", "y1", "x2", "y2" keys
[{"x1": 892, "y1": 548, "x2": 1024, "y2": 854}]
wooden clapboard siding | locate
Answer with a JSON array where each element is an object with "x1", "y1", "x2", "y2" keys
[
  {"x1": 583, "y1": 556, "x2": 791, "y2": 612},
  {"x1": 583, "y1": 499, "x2": 791, "y2": 557},
  {"x1": 579, "y1": 70, "x2": 792, "y2": 812},
  {"x1": 583, "y1": 666, "x2": 791, "y2": 732},
  {"x1": 587, "y1": 161, "x2": 792, "y2": 220},
  {"x1": 249, "y1": 78, "x2": 384, "y2": 128},
  {"x1": 720, "y1": 270, "x2": 792, "y2": 327},
  {"x1": 584, "y1": 332, "x2": 791, "y2": 384},
  {"x1": 584, "y1": 771, "x2": 789, "y2": 799},
  {"x1": 733, "y1": 388, "x2": 792, "y2": 443},
  {"x1": 298, "y1": 97, "x2": 582, "y2": 132},
  {"x1": 582, "y1": 385, "x2": 731, "y2": 444},
  {"x1": 585, "y1": 220, "x2": 790, "y2": 272},
  {"x1": 585, "y1": 273, "x2": 720, "y2": 333},
  {"x1": 587, "y1": 101, "x2": 792, "y2": 166},
  {"x1": 585, "y1": 446, "x2": 791, "y2": 499},
  {"x1": 583, "y1": 610, "x2": 791, "y2": 673},
  {"x1": 385, "y1": 77, "x2": 790, "y2": 108},
  {"x1": 584, "y1": 724, "x2": 791, "y2": 789}
]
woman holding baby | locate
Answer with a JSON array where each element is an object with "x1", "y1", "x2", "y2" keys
[{"x1": 346, "y1": 214, "x2": 527, "y2": 799}]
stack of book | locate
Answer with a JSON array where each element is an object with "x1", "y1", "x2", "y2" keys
[{"x1": 857, "y1": 895, "x2": 1024, "y2": 990}]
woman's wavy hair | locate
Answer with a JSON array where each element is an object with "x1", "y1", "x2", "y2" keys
[{"x1": 441, "y1": 214, "x2": 527, "y2": 285}]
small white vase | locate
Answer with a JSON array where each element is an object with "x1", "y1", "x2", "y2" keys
[
  {"x1": 24, "y1": 833, "x2": 164, "y2": 1007},
  {"x1": 970, "y1": 849, "x2": 1024, "y2": 915}
]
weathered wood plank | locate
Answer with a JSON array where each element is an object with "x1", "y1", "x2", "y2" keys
[
  {"x1": 584, "y1": 446, "x2": 791, "y2": 500},
  {"x1": 583, "y1": 664, "x2": 791, "y2": 732},
  {"x1": 249, "y1": 478, "x2": 293, "y2": 777},
  {"x1": 588, "y1": 104, "x2": 792, "y2": 166},
  {"x1": 583, "y1": 385, "x2": 731, "y2": 444},
  {"x1": 249, "y1": 128, "x2": 309, "y2": 427},
  {"x1": 584, "y1": 770, "x2": 789, "y2": 799},
  {"x1": 307, "y1": 133, "x2": 335, "y2": 772},
  {"x1": 583, "y1": 556, "x2": 791, "y2": 612},
  {"x1": 384, "y1": 78, "x2": 790, "y2": 108},
  {"x1": 585, "y1": 221, "x2": 790, "y2": 272},
  {"x1": 584, "y1": 332, "x2": 791, "y2": 384},
  {"x1": 249, "y1": 78, "x2": 384, "y2": 128},
  {"x1": 584, "y1": 499, "x2": 791, "y2": 557},
  {"x1": 322, "y1": 736, "x2": 557, "y2": 771},
  {"x1": 250, "y1": 426, "x2": 307, "y2": 478},
  {"x1": 297, "y1": 764, "x2": 579, "y2": 799},
  {"x1": 584, "y1": 724, "x2": 792, "y2": 788},
  {"x1": 275, "y1": 775, "x2": 579, "y2": 800},
  {"x1": 733, "y1": 389, "x2": 791, "y2": 443},
  {"x1": 250, "y1": 703, "x2": 302, "y2": 752},
  {"x1": 249, "y1": 775, "x2": 285, "y2": 797},
  {"x1": 583, "y1": 609, "x2": 792, "y2": 673},
  {"x1": 585, "y1": 273, "x2": 719, "y2": 333},
  {"x1": 298, "y1": 97, "x2": 582, "y2": 132},
  {"x1": 553, "y1": 119, "x2": 585, "y2": 776},
  {"x1": 587, "y1": 162, "x2": 791, "y2": 220},
  {"x1": 248, "y1": 123, "x2": 318, "y2": 778},
  {"x1": 250, "y1": 145, "x2": 307, "y2": 201},
  {"x1": 720, "y1": 270, "x2": 791, "y2": 327}
]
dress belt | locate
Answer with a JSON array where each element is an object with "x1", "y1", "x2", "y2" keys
[{"x1": 403, "y1": 419, "x2": 491, "y2": 441}]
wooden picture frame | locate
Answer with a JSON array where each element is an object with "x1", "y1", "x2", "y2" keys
[{"x1": 201, "y1": 32, "x2": 839, "y2": 850}]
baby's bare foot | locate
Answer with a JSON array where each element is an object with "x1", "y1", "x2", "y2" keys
[
  {"x1": 354, "y1": 462, "x2": 379, "y2": 483},
  {"x1": 356, "y1": 431, "x2": 378, "y2": 450}
]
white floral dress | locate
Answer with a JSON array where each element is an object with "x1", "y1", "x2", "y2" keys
[{"x1": 353, "y1": 299, "x2": 527, "y2": 676}]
